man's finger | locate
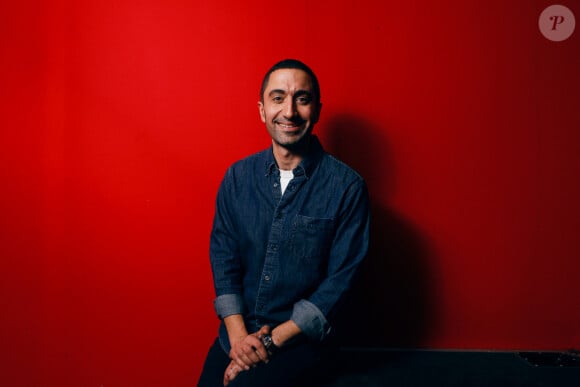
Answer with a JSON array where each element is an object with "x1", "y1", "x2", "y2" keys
[
  {"x1": 252, "y1": 345, "x2": 265, "y2": 362},
  {"x1": 223, "y1": 363, "x2": 240, "y2": 386},
  {"x1": 235, "y1": 359, "x2": 249, "y2": 371},
  {"x1": 240, "y1": 337, "x2": 267, "y2": 364},
  {"x1": 257, "y1": 325, "x2": 271, "y2": 336}
]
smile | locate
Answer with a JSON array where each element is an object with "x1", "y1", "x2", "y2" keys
[{"x1": 274, "y1": 120, "x2": 304, "y2": 129}]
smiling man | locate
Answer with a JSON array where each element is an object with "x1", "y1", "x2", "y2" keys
[{"x1": 197, "y1": 59, "x2": 370, "y2": 387}]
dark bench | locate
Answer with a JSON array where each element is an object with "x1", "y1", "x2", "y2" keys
[{"x1": 324, "y1": 348, "x2": 580, "y2": 386}]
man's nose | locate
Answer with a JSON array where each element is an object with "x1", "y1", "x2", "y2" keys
[{"x1": 283, "y1": 99, "x2": 297, "y2": 118}]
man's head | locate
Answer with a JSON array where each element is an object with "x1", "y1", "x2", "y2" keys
[
  {"x1": 259, "y1": 59, "x2": 321, "y2": 104},
  {"x1": 258, "y1": 59, "x2": 322, "y2": 150}
]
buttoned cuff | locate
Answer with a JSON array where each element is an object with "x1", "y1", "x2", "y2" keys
[
  {"x1": 213, "y1": 294, "x2": 245, "y2": 319},
  {"x1": 290, "y1": 299, "x2": 331, "y2": 342}
]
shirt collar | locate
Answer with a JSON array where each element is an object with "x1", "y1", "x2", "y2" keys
[{"x1": 264, "y1": 135, "x2": 324, "y2": 179}]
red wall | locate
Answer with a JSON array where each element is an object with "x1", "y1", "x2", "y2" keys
[{"x1": 1, "y1": 0, "x2": 579, "y2": 385}]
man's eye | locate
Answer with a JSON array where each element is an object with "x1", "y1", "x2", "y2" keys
[
  {"x1": 272, "y1": 96, "x2": 283, "y2": 103},
  {"x1": 297, "y1": 97, "x2": 311, "y2": 104}
]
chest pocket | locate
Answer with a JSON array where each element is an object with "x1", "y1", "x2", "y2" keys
[{"x1": 290, "y1": 215, "x2": 335, "y2": 259}]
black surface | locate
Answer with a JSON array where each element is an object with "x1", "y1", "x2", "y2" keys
[{"x1": 325, "y1": 349, "x2": 580, "y2": 387}]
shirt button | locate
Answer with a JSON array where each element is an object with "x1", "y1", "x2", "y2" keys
[
  {"x1": 273, "y1": 183, "x2": 279, "y2": 187},
  {"x1": 264, "y1": 275, "x2": 270, "y2": 281}
]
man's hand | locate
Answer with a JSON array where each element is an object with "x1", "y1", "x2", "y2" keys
[
  {"x1": 228, "y1": 325, "x2": 271, "y2": 371},
  {"x1": 224, "y1": 325, "x2": 271, "y2": 386}
]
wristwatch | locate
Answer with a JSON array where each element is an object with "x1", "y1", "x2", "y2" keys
[{"x1": 260, "y1": 333, "x2": 279, "y2": 356}]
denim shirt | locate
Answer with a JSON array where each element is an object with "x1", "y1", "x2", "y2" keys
[{"x1": 210, "y1": 136, "x2": 370, "y2": 353}]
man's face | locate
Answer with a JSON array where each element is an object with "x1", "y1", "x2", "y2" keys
[{"x1": 258, "y1": 68, "x2": 321, "y2": 149}]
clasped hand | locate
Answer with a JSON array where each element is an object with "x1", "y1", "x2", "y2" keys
[{"x1": 224, "y1": 325, "x2": 271, "y2": 386}]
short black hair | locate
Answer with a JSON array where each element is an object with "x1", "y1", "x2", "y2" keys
[{"x1": 260, "y1": 59, "x2": 320, "y2": 103}]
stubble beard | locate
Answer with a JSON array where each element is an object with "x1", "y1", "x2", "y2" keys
[{"x1": 272, "y1": 125, "x2": 313, "y2": 154}]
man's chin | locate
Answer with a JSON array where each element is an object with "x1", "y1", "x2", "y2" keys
[{"x1": 275, "y1": 133, "x2": 312, "y2": 152}]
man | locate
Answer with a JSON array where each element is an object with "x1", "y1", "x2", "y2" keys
[{"x1": 198, "y1": 59, "x2": 370, "y2": 387}]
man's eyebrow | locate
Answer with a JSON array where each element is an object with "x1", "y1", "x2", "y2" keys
[
  {"x1": 267, "y1": 89, "x2": 313, "y2": 97},
  {"x1": 294, "y1": 90, "x2": 313, "y2": 97},
  {"x1": 268, "y1": 89, "x2": 287, "y2": 96}
]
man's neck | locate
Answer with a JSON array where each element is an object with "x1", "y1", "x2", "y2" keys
[{"x1": 272, "y1": 136, "x2": 311, "y2": 171}]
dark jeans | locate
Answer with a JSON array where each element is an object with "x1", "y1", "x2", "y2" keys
[{"x1": 197, "y1": 337, "x2": 337, "y2": 387}]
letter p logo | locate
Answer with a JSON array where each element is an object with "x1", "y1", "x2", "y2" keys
[
  {"x1": 539, "y1": 5, "x2": 576, "y2": 41},
  {"x1": 550, "y1": 15, "x2": 565, "y2": 31}
]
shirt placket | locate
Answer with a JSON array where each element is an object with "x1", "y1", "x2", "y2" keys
[{"x1": 254, "y1": 169, "x2": 305, "y2": 324}]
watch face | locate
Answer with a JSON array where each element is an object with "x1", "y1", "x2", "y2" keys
[
  {"x1": 262, "y1": 335, "x2": 272, "y2": 347},
  {"x1": 260, "y1": 334, "x2": 276, "y2": 355}
]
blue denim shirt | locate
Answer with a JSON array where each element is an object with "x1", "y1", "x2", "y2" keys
[{"x1": 210, "y1": 136, "x2": 370, "y2": 353}]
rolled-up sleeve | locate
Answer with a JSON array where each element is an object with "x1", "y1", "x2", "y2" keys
[
  {"x1": 290, "y1": 299, "x2": 331, "y2": 341},
  {"x1": 214, "y1": 294, "x2": 245, "y2": 319}
]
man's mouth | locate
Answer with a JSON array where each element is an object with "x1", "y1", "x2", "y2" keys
[{"x1": 274, "y1": 120, "x2": 304, "y2": 130}]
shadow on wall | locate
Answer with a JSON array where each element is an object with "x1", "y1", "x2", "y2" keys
[{"x1": 322, "y1": 114, "x2": 438, "y2": 348}]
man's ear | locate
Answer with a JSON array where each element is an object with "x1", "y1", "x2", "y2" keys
[{"x1": 258, "y1": 101, "x2": 266, "y2": 123}]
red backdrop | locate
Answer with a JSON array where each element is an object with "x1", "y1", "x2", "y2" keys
[{"x1": 1, "y1": 0, "x2": 579, "y2": 386}]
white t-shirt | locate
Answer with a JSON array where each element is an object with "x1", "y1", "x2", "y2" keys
[{"x1": 280, "y1": 169, "x2": 294, "y2": 195}]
